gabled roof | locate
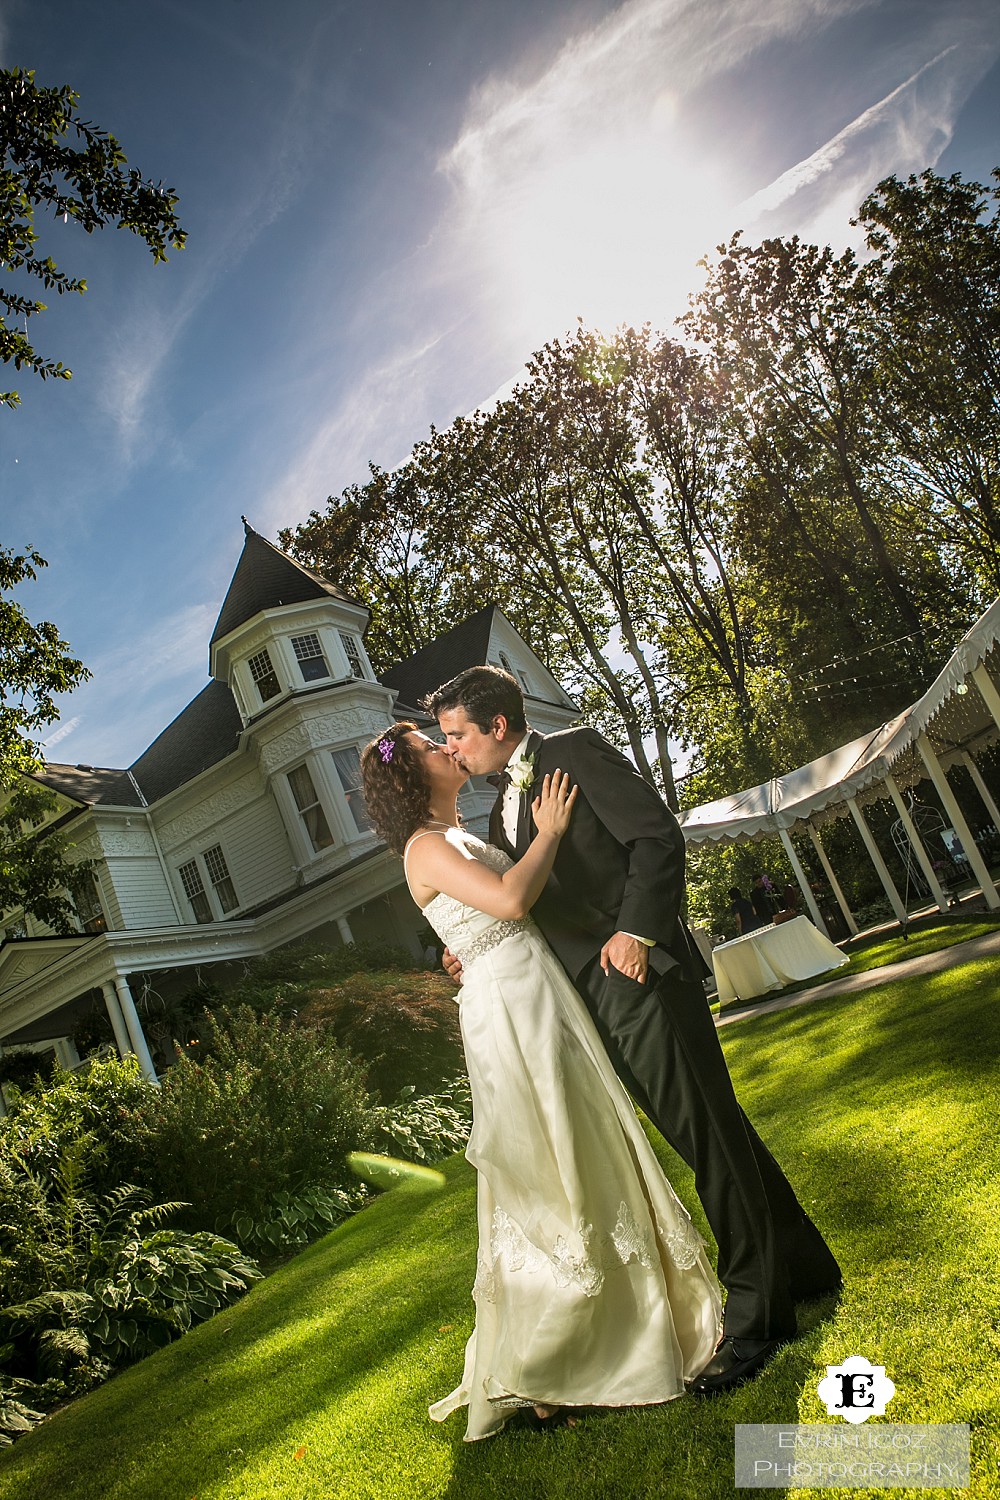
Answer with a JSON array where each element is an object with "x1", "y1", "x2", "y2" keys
[
  {"x1": 379, "y1": 606, "x2": 497, "y2": 710},
  {"x1": 33, "y1": 764, "x2": 144, "y2": 808},
  {"x1": 128, "y1": 680, "x2": 244, "y2": 805},
  {"x1": 210, "y1": 521, "x2": 361, "y2": 649}
]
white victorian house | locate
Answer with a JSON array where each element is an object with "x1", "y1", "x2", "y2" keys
[{"x1": 0, "y1": 522, "x2": 578, "y2": 1086}]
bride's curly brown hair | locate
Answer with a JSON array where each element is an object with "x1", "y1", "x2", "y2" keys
[{"x1": 360, "y1": 722, "x2": 433, "y2": 855}]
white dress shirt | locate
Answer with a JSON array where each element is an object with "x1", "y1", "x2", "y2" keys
[{"x1": 501, "y1": 732, "x2": 532, "y2": 846}]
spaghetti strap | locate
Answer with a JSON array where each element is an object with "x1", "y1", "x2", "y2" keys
[{"x1": 403, "y1": 827, "x2": 448, "y2": 873}]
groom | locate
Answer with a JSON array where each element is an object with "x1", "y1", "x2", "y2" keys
[{"x1": 426, "y1": 665, "x2": 841, "y2": 1396}]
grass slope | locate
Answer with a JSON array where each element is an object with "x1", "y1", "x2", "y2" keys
[{"x1": 2, "y1": 956, "x2": 999, "y2": 1500}]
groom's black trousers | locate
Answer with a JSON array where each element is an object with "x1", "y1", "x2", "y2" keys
[{"x1": 578, "y1": 957, "x2": 841, "y2": 1341}]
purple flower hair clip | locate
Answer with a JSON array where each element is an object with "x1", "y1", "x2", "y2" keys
[{"x1": 378, "y1": 736, "x2": 395, "y2": 764}]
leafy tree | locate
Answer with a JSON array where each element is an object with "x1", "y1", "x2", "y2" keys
[
  {"x1": 1, "y1": 66, "x2": 185, "y2": 408},
  {"x1": 1, "y1": 547, "x2": 91, "y2": 931},
  {"x1": 858, "y1": 169, "x2": 1000, "y2": 593},
  {"x1": 1, "y1": 70, "x2": 185, "y2": 929}
]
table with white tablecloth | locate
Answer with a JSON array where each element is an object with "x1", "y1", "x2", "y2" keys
[{"x1": 711, "y1": 916, "x2": 849, "y2": 1004}]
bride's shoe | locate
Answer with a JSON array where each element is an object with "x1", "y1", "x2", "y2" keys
[{"x1": 526, "y1": 1405, "x2": 578, "y2": 1429}]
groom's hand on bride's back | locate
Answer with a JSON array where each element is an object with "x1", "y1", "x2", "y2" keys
[{"x1": 442, "y1": 946, "x2": 464, "y2": 986}]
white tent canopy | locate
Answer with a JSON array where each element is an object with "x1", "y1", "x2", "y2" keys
[{"x1": 678, "y1": 596, "x2": 1000, "y2": 847}]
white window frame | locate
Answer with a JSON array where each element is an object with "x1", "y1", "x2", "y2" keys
[
  {"x1": 339, "y1": 632, "x2": 368, "y2": 680},
  {"x1": 291, "y1": 631, "x2": 330, "y2": 684},
  {"x1": 178, "y1": 858, "x2": 214, "y2": 924},
  {"x1": 287, "y1": 762, "x2": 337, "y2": 855},
  {"x1": 330, "y1": 745, "x2": 373, "y2": 835},
  {"x1": 203, "y1": 844, "x2": 240, "y2": 914},
  {"x1": 247, "y1": 646, "x2": 282, "y2": 704}
]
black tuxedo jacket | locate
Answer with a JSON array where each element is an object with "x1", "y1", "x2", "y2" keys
[{"x1": 488, "y1": 726, "x2": 708, "y2": 985}]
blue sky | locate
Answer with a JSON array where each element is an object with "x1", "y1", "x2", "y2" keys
[{"x1": 2, "y1": 0, "x2": 998, "y2": 771}]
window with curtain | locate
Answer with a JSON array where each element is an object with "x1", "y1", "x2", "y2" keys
[
  {"x1": 331, "y1": 746, "x2": 372, "y2": 833},
  {"x1": 287, "y1": 763, "x2": 335, "y2": 851}
]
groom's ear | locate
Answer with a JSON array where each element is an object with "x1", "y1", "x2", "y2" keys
[{"x1": 491, "y1": 714, "x2": 509, "y2": 741}]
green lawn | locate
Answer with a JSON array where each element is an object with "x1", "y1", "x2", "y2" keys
[{"x1": 2, "y1": 954, "x2": 999, "y2": 1500}]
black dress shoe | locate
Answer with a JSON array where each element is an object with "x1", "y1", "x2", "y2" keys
[{"x1": 688, "y1": 1336, "x2": 784, "y2": 1398}]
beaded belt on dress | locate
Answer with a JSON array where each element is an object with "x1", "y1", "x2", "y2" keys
[{"x1": 454, "y1": 917, "x2": 533, "y2": 970}]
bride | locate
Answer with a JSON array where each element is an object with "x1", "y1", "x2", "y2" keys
[{"x1": 360, "y1": 722, "x2": 721, "y2": 1442}]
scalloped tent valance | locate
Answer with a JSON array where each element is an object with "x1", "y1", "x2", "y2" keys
[{"x1": 677, "y1": 596, "x2": 1000, "y2": 847}]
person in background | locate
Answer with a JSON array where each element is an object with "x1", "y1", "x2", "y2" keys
[
  {"x1": 728, "y1": 886, "x2": 763, "y2": 937},
  {"x1": 750, "y1": 873, "x2": 776, "y2": 926}
]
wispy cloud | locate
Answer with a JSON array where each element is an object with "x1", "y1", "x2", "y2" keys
[
  {"x1": 45, "y1": 601, "x2": 219, "y2": 768},
  {"x1": 737, "y1": 32, "x2": 999, "y2": 244},
  {"x1": 256, "y1": 333, "x2": 447, "y2": 534}
]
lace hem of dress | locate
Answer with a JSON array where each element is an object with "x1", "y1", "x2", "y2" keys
[{"x1": 472, "y1": 1201, "x2": 705, "y2": 1304}]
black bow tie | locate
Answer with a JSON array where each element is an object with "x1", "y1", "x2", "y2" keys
[{"x1": 487, "y1": 770, "x2": 512, "y2": 791}]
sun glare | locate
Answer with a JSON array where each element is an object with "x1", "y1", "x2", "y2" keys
[{"x1": 449, "y1": 99, "x2": 732, "y2": 347}]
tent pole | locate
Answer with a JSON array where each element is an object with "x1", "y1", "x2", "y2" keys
[
  {"x1": 959, "y1": 751, "x2": 1000, "y2": 835},
  {"x1": 884, "y1": 773, "x2": 948, "y2": 914},
  {"x1": 805, "y1": 824, "x2": 858, "y2": 935},
  {"x1": 777, "y1": 827, "x2": 830, "y2": 936},
  {"x1": 846, "y1": 796, "x2": 908, "y2": 923},
  {"x1": 971, "y1": 662, "x2": 1000, "y2": 735},
  {"x1": 915, "y1": 733, "x2": 1000, "y2": 911}
]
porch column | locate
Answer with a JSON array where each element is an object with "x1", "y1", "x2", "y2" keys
[
  {"x1": 971, "y1": 662, "x2": 1000, "y2": 734},
  {"x1": 102, "y1": 981, "x2": 134, "y2": 1060},
  {"x1": 777, "y1": 828, "x2": 830, "y2": 936},
  {"x1": 805, "y1": 824, "x2": 858, "y2": 936},
  {"x1": 0, "y1": 1043, "x2": 6, "y2": 1118},
  {"x1": 916, "y1": 732, "x2": 1000, "y2": 911},
  {"x1": 846, "y1": 796, "x2": 908, "y2": 923},
  {"x1": 959, "y1": 751, "x2": 1000, "y2": 834},
  {"x1": 884, "y1": 773, "x2": 948, "y2": 914},
  {"x1": 114, "y1": 976, "x2": 158, "y2": 1083},
  {"x1": 54, "y1": 1037, "x2": 81, "y2": 1070},
  {"x1": 336, "y1": 915, "x2": 355, "y2": 945}
]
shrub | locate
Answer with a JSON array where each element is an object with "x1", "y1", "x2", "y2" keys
[
  {"x1": 220, "y1": 1184, "x2": 362, "y2": 1257},
  {"x1": 0, "y1": 1055, "x2": 153, "y2": 1201},
  {"x1": 139, "y1": 1005, "x2": 375, "y2": 1230},
  {"x1": 230, "y1": 940, "x2": 421, "y2": 1014},
  {"x1": 296, "y1": 969, "x2": 465, "y2": 1101},
  {"x1": 375, "y1": 1076, "x2": 472, "y2": 1164},
  {"x1": 0, "y1": 1202, "x2": 260, "y2": 1402},
  {"x1": 0, "y1": 1374, "x2": 45, "y2": 1446}
]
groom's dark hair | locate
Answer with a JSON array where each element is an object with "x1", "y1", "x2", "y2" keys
[{"x1": 423, "y1": 665, "x2": 527, "y2": 735}]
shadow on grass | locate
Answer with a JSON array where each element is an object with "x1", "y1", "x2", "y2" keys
[{"x1": 0, "y1": 1170, "x2": 480, "y2": 1500}]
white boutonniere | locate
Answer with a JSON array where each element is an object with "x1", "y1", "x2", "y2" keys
[{"x1": 507, "y1": 754, "x2": 537, "y2": 794}]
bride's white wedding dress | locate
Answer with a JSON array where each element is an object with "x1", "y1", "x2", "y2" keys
[{"x1": 407, "y1": 826, "x2": 722, "y2": 1442}]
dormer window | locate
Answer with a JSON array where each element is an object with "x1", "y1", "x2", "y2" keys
[
  {"x1": 340, "y1": 633, "x2": 365, "y2": 679},
  {"x1": 248, "y1": 647, "x2": 281, "y2": 703},
  {"x1": 291, "y1": 632, "x2": 329, "y2": 683},
  {"x1": 500, "y1": 652, "x2": 531, "y2": 692}
]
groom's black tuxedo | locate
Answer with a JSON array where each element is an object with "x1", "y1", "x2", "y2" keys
[
  {"x1": 489, "y1": 727, "x2": 707, "y2": 985},
  {"x1": 488, "y1": 725, "x2": 841, "y2": 1343}
]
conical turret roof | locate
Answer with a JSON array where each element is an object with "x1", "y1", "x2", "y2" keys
[{"x1": 210, "y1": 520, "x2": 362, "y2": 649}]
